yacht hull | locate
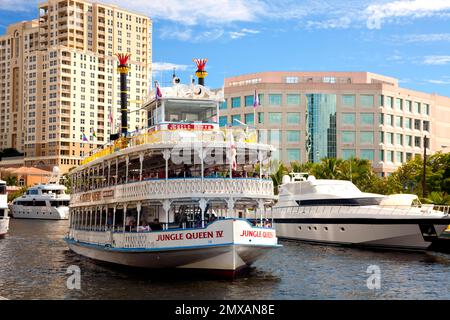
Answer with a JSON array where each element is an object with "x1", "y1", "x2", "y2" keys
[
  {"x1": 0, "y1": 218, "x2": 9, "y2": 238},
  {"x1": 274, "y1": 220, "x2": 449, "y2": 250},
  {"x1": 10, "y1": 205, "x2": 68, "y2": 220}
]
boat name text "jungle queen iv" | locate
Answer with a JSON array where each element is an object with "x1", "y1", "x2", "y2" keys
[{"x1": 156, "y1": 231, "x2": 224, "y2": 241}]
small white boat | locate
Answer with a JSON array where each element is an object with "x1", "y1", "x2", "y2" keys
[
  {"x1": 0, "y1": 180, "x2": 9, "y2": 238},
  {"x1": 272, "y1": 173, "x2": 450, "y2": 251},
  {"x1": 10, "y1": 170, "x2": 70, "y2": 220}
]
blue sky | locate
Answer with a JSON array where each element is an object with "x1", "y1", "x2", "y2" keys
[{"x1": 1, "y1": 0, "x2": 450, "y2": 96}]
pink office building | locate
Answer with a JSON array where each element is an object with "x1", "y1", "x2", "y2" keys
[{"x1": 220, "y1": 71, "x2": 450, "y2": 176}]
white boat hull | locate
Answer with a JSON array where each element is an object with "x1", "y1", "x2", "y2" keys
[
  {"x1": 0, "y1": 218, "x2": 9, "y2": 238},
  {"x1": 275, "y1": 222, "x2": 448, "y2": 250},
  {"x1": 66, "y1": 219, "x2": 279, "y2": 275},
  {"x1": 10, "y1": 205, "x2": 69, "y2": 220}
]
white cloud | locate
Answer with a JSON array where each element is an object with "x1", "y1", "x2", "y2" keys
[
  {"x1": 0, "y1": 0, "x2": 36, "y2": 11},
  {"x1": 427, "y1": 79, "x2": 450, "y2": 84},
  {"x1": 229, "y1": 28, "x2": 260, "y2": 39},
  {"x1": 366, "y1": 0, "x2": 450, "y2": 29},
  {"x1": 104, "y1": 0, "x2": 265, "y2": 26},
  {"x1": 402, "y1": 33, "x2": 450, "y2": 42},
  {"x1": 152, "y1": 62, "x2": 190, "y2": 72},
  {"x1": 305, "y1": 17, "x2": 352, "y2": 30},
  {"x1": 423, "y1": 55, "x2": 450, "y2": 65},
  {"x1": 159, "y1": 26, "x2": 225, "y2": 42}
]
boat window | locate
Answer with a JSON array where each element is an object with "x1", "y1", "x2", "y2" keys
[
  {"x1": 16, "y1": 201, "x2": 47, "y2": 206},
  {"x1": 164, "y1": 100, "x2": 217, "y2": 124},
  {"x1": 50, "y1": 201, "x2": 69, "y2": 207},
  {"x1": 27, "y1": 189, "x2": 39, "y2": 195},
  {"x1": 0, "y1": 184, "x2": 6, "y2": 195},
  {"x1": 296, "y1": 197, "x2": 383, "y2": 206}
]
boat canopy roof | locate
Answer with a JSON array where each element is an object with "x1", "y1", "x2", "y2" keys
[
  {"x1": 280, "y1": 179, "x2": 384, "y2": 200},
  {"x1": 30, "y1": 184, "x2": 66, "y2": 191}
]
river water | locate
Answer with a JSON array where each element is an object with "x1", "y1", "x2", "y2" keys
[{"x1": 0, "y1": 219, "x2": 449, "y2": 300}]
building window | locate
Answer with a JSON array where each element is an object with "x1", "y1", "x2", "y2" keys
[
  {"x1": 406, "y1": 152, "x2": 413, "y2": 161},
  {"x1": 424, "y1": 104, "x2": 430, "y2": 115},
  {"x1": 360, "y1": 149, "x2": 375, "y2": 161},
  {"x1": 342, "y1": 149, "x2": 356, "y2": 159},
  {"x1": 219, "y1": 116, "x2": 227, "y2": 127},
  {"x1": 286, "y1": 77, "x2": 299, "y2": 84},
  {"x1": 396, "y1": 133, "x2": 403, "y2": 145},
  {"x1": 405, "y1": 100, "x2": 412, "y2": 112},
  {"x1": 406, "y1": 135, "x2": 412, "y2": 147},
  {"x1": 342, "y1": 95, "x2": 355, "y2": 107},
  {"x1": 269, "y1": 130, "x2": 281, "y2": 146},
  {"x1": 379, "y1": 132, "x2": 384, "y2": 143},
  {"x1": 269, "y1": 94, "x2": 282, "y2": 106},
  {"x1": 379, "y1": 113, "x2": 384, "y2": 125},
  {"x1": 423, "y1": 120, "x2": 430, "y2": 132},
  {"x1": 286, "y1": 112, "x2": 300, "y2": 125},
  {"x1": 395, "y1": 116, "x2": 403, "y2": 127},
  {"x1": 360, "y1": 132, "x2": 374, "y2": 144},
  {"x1": 341, "y1": 131, "x2": 356, "y2": 143},
  {"x1": 395, "y1": 98, "x2": 403, "y2": 110},
  {"x1": 386, "y1": 114, "x2": 393, "y2": 126},
  {"x1": 287, "y1": 149, "x2": 301, "y2": 162},
  {"x1": 396, "y1": 151, "x2": 403, "y2": 163},
  {"x1": 231, "y1": 114, "x2": 241, "y2": 126},
  {"x1": 231, "y1": 97, "x2": 241, "y2": 108},
  {"x1": 219, "y1": 99, "x2": 227, "y2": 110},
  {"x1": 244, "y1": 95, "x2": 254, "y2": 107},
  {"x1": 286, "y1": 94, "x2": 300, "y2": 106},
  {"x1": 414, "y1": 102, "x2": 420, "y2": 114},
  {"x1": 258, "y1": 112, "x2": 264, "y2": 124},
  {"x1": 379, "y1": 150, "x2": 385, "y2": 161},
  {"x1": 414, "y1": 119, "x2": 421, "y2": 130},
  {"x1": 286, "y1": 130, "x2": 300, "y2": 143},
  {"x1": 342, "y1": 113, "x2": 356, "y2": 125},
  {"x1": 385, "y1": 96, "x2": 393, "y2": 108},
  {"x1": 386, "y1": 132, "x2": 394, "y2": 144},
  {"x1": 387, "y1": 150, "x2": 394, "y2": 162},
  {"x1": 414, "y1": 136, "x2": 421, "y2": 148},
  {"x1": 405, "y1": 118, "x2": 412, "y2": 129},
  {"x1": 245, "y1": 113, "x2": 254, "y2": 125},
  {"x1": 360, "y1": 95, "x2": 374, "y2": 108},
  {"x1": 360, "y1": 113, "x2": 374, "y2": 126},
  {"x1": 258, "y1": 94, "x2": 264, "y2": 106},
  {"x1": 268, "y1": 112, "x2": 282, "y2": 125}
]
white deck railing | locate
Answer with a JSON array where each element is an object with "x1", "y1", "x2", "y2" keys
[
  {"x1": 274, "y1": 204, "x2": 450, "y2": 217},
  {"x1": 71, "y1": 178, "x2": 274, "y2": 205}
]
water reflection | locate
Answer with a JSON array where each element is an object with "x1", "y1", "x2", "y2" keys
[{"x1": 0, "y1": 219, "x2": 449, "y2": 300}]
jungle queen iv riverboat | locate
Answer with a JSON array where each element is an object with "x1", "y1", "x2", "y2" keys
[{"x1": 65, "y1": 57, "x2": 280, "y2": 276}]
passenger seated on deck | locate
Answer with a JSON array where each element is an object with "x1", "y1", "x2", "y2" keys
[
  {"x1": 125, "y1": 215, "x2": 136, "y2": 232},
  {"x1": 150, "y1": 218, "x2": 163, "y2": 231}
]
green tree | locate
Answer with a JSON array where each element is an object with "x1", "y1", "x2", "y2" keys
[
  {"x1": 7, "y1": 186, "x2": 28, "y2": 203},
  {"x1": 270, "y1": 160, "x2": 288, "y2": 195},
  {"x1": 4, "y1": 175, "x2": 18, "y2": 187}
]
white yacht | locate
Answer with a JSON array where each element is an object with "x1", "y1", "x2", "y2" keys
[
  {"x1": 0, "y1": 180, "x2": 9, "y2": 238},
  {"x1": 65, "y1": 57, "x2": 280, "y2": 277},
  {"x1": 10, "y1": 168, "x2": 70, "y2": 220},
  {"x1": 272, "y1": 173, "x2": 450, "y2": 251}
]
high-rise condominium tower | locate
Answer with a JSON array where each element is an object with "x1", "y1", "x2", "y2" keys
[{"x1": 0, "y1": 0, "x2": 152, "y2": 173}]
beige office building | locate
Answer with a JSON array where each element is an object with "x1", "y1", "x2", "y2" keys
[
  {"x1": 0, "y1": 0, "x2": 152, "y2": 173},
  {"x1": 220, "y1": 72, "x2": 450, "y2": 176}
]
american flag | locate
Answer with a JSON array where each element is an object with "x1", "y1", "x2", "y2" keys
[{"x1": 253, "y1": 89, "x2": 259, "y2": 109}]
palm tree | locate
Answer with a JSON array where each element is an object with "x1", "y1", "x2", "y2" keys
[
  {"x1": 270, "y1": 160, "x2": 288, "y2": 195},
  {"x1": 312, "y1": 158, "x2": 342, "y2": 179}
]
